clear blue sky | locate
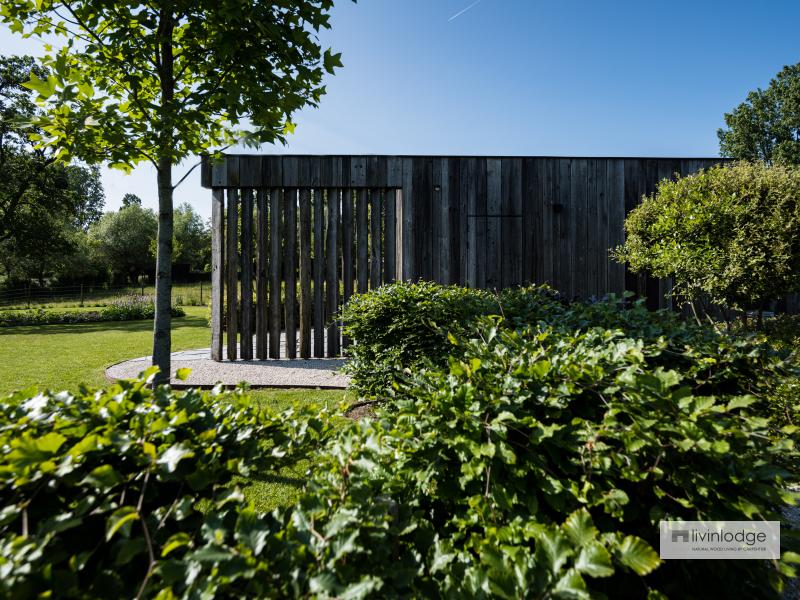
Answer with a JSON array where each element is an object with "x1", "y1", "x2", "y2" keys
[{"x1": 2, "y1": 0, "x2": 799, "y2": 218}]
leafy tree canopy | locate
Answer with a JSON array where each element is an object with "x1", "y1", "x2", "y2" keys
[
  {"x1": 0, "y1": 54, "x2": 103, "y2": 242},
  {"x1": 718, "y1": 63, "x2": 800, "y2": 165},
  {"x1": 0, "y1": 0, "x2": 348, "y2": 379},
  {"x1": 1, "y1": 1, "x2": 344, "y2": 170},
  {"x1": 89, "y1": 204, "x2": 158, "y2": 280},
  {"x1": 121, "y1": 192, "x2": 142, "y2": 207}
]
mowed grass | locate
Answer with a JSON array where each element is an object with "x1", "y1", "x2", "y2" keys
[{"x1": 0, "y1": 306, "x2": 349, "y2": 510}]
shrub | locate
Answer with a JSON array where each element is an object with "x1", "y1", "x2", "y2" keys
[
  {"x1": 0, "y1": 370, "x2": 333, "y2": 598},
  {"x1": 101, "y1": 294, "x2": 184, "y2": 321},
  {"x1": 148, "y1": 308, "x2": 800, "y2": 598},
  {"x1": 0, "y1": 295, "x2": 184, "y2": 327},
  {"x1": 614, "y1": 161, "x2": 800, "y2": 318},
  {"x1": 340, "y1": 281, "x2": 566, "y2": 398},
  {"x1": 2, "y1": 297, "x2": 798, "y2": 597}
]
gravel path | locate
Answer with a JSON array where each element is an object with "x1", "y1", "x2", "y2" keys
[{"x1": 106, "y1": 334, "x2": 349, "y2": 389}]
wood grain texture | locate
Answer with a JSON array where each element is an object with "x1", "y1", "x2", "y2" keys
[
  {"x1": 269, "y1": 188, "x2": 282, "y2": 359},
  {"x1": 284, "y1": 189, "x2": 297, "y2": 359},
  {"x1": 342, "y1": 188, "x2": 354, "y2": 304},
  {"x1": 207, "y1": 156, "x2": 730, "y2": 358},
  {"x1": 226, "y1": 189, "x2": 238, "y2": 361},
  {"x1": 299, "y1": 189, "x2": 312, "y2": 358},
  {"x1": 370, "y1": 188, "x2": 382, "y2": 289},
  {"x1": 326, "y1": 188, "x2": 340, "y2": 356},
  {"x1": 240, "y1": 189, "x2": 253, "y2": 360},
  {"x1": 313, "y1": 188, "x2": 325, "y2": 358},
  {"x1": 356, "y1": 189, "x2": 368, "y2": 293},
  {"x1": 210, "y1": 189, "x2": 224, "y2": 361},
  {"x1": 256, "y1": 189, "x2": 268, "y2": 359},
  {"x1": 384, "y1": 188, "x2": 397, "y2": 283}
]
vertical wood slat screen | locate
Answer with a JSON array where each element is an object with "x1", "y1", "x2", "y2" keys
[{"x1": 212, "y1": 186, "x2": 400, "y2": 360}]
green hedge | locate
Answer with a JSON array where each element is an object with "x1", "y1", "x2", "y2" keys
[
  {"x1": 2, "y1": 284, "x2": 798, "y2": 598},
  {"x1": 0, "y1": 295, "x2": 185, "y2": 327},
  {"x1": 340, "y1": 281, "x2": 566, "y2": 398},
  {"x1": 0, "y1": 370, "x2": 333, "y2": 598}
]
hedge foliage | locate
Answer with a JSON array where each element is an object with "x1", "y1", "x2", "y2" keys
[
  {"x1": 340, "y1": 282, "x2": 566, "y2": 398},
  {"x1": 614, "y1": 161, "x2": 800, "y2": 314},
  {"x1": 0, "y1": 295, "x2": 184, "y2": 327},
  {"x1": 0, "y1": 371, "x2": 333, "y2": 598},
  {"x1": 2, "y1": 282, "x2": 799, "y2": 598}
]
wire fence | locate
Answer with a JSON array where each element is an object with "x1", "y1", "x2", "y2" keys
[{"x1": 0, "y1": 281, "x2": 210, "y2": 309}]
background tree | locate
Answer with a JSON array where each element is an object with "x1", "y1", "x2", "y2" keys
[
  {"x1": 121, "y1": 193, "x2": 143, "y2": 208},
  {"x1": 2, "y1": 1, "x2": 346, "y2": 381},
  {"x1": 89, "y1": 204, "x2": 158, "y2": 283},
  {"x1": 0, "y1": 55, "x2": 104, "y2": 242},
  {"x1": 172, "y1": 203, "x2": 211, "y2": 272},
  {"x1": 718, "y1": 63, "x2": 800, "y2": 165}
]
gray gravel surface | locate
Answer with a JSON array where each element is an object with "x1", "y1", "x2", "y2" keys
[{"x1": 106, "y1": 339, "x2": 349, "y2": 389}]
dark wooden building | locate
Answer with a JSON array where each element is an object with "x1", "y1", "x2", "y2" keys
[{"x1": 201, "y1": 155, "x2": 724, "y2": 361}]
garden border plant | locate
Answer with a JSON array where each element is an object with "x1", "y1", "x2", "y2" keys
[{"x1": 0, "y1": 295, "x2": 184, "y2": 327}]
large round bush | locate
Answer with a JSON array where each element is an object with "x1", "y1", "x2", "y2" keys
[{"x1": 614, "y1": 161, "x2": 800, "y2": 316}]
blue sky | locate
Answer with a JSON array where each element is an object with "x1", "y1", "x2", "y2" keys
[{"x1": 2, "y1": 0, "x2": 799, "y2": 218}]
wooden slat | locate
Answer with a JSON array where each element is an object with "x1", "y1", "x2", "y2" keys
[
  {"x1": 269, "y1": 188, "x2": 282, "y2": 359},
  {"x1": 342, "y1": 188, "x2": 354, "y2": 303},
  {"x1": 210, "y1": 189, "x2": 224, "y2": 361},
  {"x1": 256, "y1": 189, "x2": 268, "y2": 359},
  {"x1": 501, "y1": 158, "x2": 523, "y2": 287},
  {"x1": 521, "y1": 158, "x2": 535, "y2": 285},
  {"x1": 401, "y1": 158, "x2": 414, "y2": 280},
  {"x1": 313, "y1": 188, "x2": 325, "y2": 357},
  {"x1": 572, "y1": 159, "x2": 588, "y2": 299},
  {"x1": 438, "y1": 160, "x2": 450, "y2": 283},
  {"x1": 384, "y1": 188, "x2": 397, "y2": 283},
  {"x1": 486, "y1": 158, "x2": 501, "y2": 290},
  {"x1": 556, "y1": 159, "x2": 572, "y2": 298},
  {"x1": 284, "y1": 189, "x2": 297, "y2": 359},
  {"x1": 447, "y1": 158, "x2": 461, "y2": 284},
  {"x1": 240, "y1": 189, "x2": 254, "y2": 360},
  {"x1": 226, "y1": 189, "x2": 239, "y2": 360},
  {"x1": 356, "y1": 189, "x2": 369, "y2": 293},
  {"x1": 369, "y1": 188, "x2": 382, "y2": 289},
  {"x1": 609, "y1": 159, "x2": 626, "y2": 295},
  {"x1": 326, "y1": 188, "x2": 340, "y2": 356},
  {"x1": 299, "y1": 189, "x2": 312, "y2": 358},
  {"x1": 462, "y1": 158, "x2": 477, "y2": 287}
]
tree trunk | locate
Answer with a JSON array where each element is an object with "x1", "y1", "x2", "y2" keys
[
  {"x1": 152, "y1": 7, "x2": 175, "y2": 386},
  {"x1": 152, "y1": 159, "x2": 173, "y2": 384}
]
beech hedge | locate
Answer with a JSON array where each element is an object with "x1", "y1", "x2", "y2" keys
[{"x1": 2, "y1": 283, "x2": 799, "y2": 598}]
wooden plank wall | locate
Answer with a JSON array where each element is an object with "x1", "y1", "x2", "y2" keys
[{"x1": 204, "y1": 155, "x2": 725, "y2": 361}]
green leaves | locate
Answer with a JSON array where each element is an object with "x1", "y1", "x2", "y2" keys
[
  {"x1": 574, "y1": 542, "x2": 614, "y2": 578},
  {"x1": 1, "y1": 1, "x2": 344, "y2": 168},
  {"x1": 615, "y1": 161, "x2": 800, "y2": 313},
  {"x1": 615, "y1": 536, "x2": 661, "y2": 576},
  {"x1": 22, "y1": 72, "x2": 57, "y2": 99},
  {"x1": 106, "y1": 506, "x2": 139, "y2": 541},
  {"x1": 2, "y1": 282, "x2": 798, "y2": 598},
  {"x1": 0, "y1": 377, "x2": 335, "y2": 598}
]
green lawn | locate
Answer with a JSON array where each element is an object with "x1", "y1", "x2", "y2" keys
[{"x1": 0, "y1": 306, "x2": 349, "y2": 510}]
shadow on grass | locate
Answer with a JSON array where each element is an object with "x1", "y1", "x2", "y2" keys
[{"x1": 0, "y1": 314, "x2": 209, "y2": 336}]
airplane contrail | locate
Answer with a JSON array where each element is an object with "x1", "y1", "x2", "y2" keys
[{"x1": 448, "y1": 0, "x2": 482, "y2": 22}]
